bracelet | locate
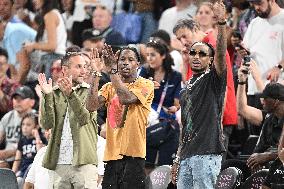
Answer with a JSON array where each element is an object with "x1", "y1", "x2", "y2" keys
[
  {"x1": 217, "y1": 20, "x2": 227, "y2": 25},
  {"x1": 109, "y1": 68, "x2": 118, "y2": 74},
  {"x1": 277, "y1": 64, "x2": 284, "y2": 72},
  {"x1": 90, "y1": 70, "x2": 102, "y2": 77},
  {"x1": 238, "y1": 81, "x2": 246, "y2": 85},
  {"x1": 173, "y1": 156, "x2": 180, "y2": 164}
]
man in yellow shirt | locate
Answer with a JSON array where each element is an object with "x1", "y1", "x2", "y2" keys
[{"x1": 86, "y1": 45, "x2": 154, "y2": 189}]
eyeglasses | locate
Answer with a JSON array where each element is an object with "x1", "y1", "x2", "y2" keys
[{"x1": 188, "y1": 49, "x2": 209, "y2": 58}]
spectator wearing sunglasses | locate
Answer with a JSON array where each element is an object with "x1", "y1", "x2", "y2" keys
[
  {"x1": 171, "y1": 1, "x2": 228, "y2": 188},
  {"x1": 50, "y1": 59, "x2": 63, "y2": 84},
  {"x1": 173, "y1": 18, "x2": 237, "y2": 162}
]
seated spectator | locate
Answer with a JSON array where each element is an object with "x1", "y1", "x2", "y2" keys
[
  {"x1": 12, "y1": 113, "x2": 47, "y2": 188},
  {"x1": 261, "y1": 158, "x2": 284, "y2": 189},
  {"x1": 0, "y1": 16, "x2": 36, "y2": 67},
  {"x1": 0, "y1": 0, "x2": 21, "y2": 23},
  {"x1": 23, "y1": 0, "x2": 67, "y2": 80},
  {"x1": 238, "y1": 66, "x2": 284, "y2": 171},
  {"x1": 0, "y1": 86, "x2": 35, "y2": 168},
  {"x1": 81, "y1": 29, "x2": 105, "y2": 53},
  {"x1": 260, "y1": 91, "x2": 284, "y2": 189},
  {"x1": 13, "y1": 0, "x2": 35, "y2": 27},
  {"x1": 91, "y1": 4, "x2": 126, "y2": 46},
  {"x1": 0, "y1": 47, "x2": 20, "y2": 118}
]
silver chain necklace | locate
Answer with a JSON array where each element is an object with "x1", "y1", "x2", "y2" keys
[{"x1": 186, "y1": 70, "x2": 210, "y2": 91}]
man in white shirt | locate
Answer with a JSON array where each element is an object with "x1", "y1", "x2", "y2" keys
[
  {"x1": 239, "y1": 0, "x2": 284, "y2": 108},
  {"x1": 159, "y1": 0, "x2": 197, "y2": 38}
]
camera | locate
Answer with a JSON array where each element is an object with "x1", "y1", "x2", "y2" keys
[
  {"x1": 243, "y1": 56, "x2": 251, "y2": 66},
  {"x1": 242, "y1": 56, "x2": 251, "y2": 74}
]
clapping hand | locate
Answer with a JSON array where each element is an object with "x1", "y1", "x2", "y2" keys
[
  {"x1": 101, "y1": 44, "x2": 120, "y2": 73},
  {"x1": 38, "y1": 73, "x2": 53, "y2": 94},
  {"x1": 90, "y1": 48, "x2": 104, "y2": 72},
  {"x1": 57, "y1": 76, "x2": 73, "y2": 96}
]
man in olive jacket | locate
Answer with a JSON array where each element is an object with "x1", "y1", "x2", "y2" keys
[{"x1": 38, "y1": 46, "x2": 98, "y2": 189}]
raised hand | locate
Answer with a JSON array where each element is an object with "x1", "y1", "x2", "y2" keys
[
  {"x1": 57, "y1": 76, "x2": 72, "y2": 96},
  {"x1": 237, "y1": 64, "x2": 249, "y2": 82},
  {"x1": 90, "y1": 48, "x2": 104, "y2": 72},
  {"x1": 101, "y1": 44, "x2": 119, "y2": 73},
  {"x1": 38, "y1": 73, "x2": 53, "y2": 94},
  {"x1": 213, "y1": 0, "x2": 226, "y2": 22}
]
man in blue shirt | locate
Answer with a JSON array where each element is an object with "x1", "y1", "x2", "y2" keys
[{"x1": 0, "y1": 17, "x2": 36, "y2": 67}]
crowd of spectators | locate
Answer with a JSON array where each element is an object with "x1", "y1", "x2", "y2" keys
[{"x1": 0, "y1": 0, "x2": 284, "y2": 188}]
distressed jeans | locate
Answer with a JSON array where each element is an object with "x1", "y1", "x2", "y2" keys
[{"x1": 177, "y1": 154, "x2": 222, "y2": 189}]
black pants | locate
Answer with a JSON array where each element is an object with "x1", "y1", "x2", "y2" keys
[{"x1": 102, "y1": 156, "x2": 146, "y2": 189}]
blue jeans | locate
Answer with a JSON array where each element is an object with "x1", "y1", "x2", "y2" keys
[{"x1": 177, "y1": 155, "x2": 222, "y2": 189}]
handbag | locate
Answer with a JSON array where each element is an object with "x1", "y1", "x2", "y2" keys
[
  {"x1": 111, "y1": 1, "x2": 142, "y2": 43},
  {"x1": 147, "y1": 119, "x2": 179, "y2": 148},
  {"x1": 146, "y1": 82, "x2": 179, "y2": 148}
]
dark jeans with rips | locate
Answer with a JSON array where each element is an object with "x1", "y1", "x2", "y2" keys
[{"x1": 102, "y1": 156, "x2": 146, "y2": 189}]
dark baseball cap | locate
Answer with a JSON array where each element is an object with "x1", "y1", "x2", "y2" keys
[
  {"x1": 12, "y1": 86, "x2": 35, "y2": 99},
  {"x1": 82, "y1": 29, "x2": 104, "y2": 42},
  {"x1": 259, "y1": 83, "x2": 284, "y2": 101}
]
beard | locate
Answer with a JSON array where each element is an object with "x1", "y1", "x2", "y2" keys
[
  {"x1": 191, "y1": 66, "x2": 208, "y2": 73},
  {"x1": 255, "y1": 3, "x2": 271, "y2": 18}
]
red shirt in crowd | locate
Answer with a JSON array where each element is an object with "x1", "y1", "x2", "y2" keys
[{"x1": 186, "y1": 31, "x2": 238, "y2": 126}]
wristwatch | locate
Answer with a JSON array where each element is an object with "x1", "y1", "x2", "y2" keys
[
  {"x1": 277, "y1": 64, "x2": 284, "y2": 72},
  {"x1": 110, "y1": 68, "x2": 118, "y2": 74},
  {"x1": 217, "y1": 20, "x2": 227, "y2": 25}
]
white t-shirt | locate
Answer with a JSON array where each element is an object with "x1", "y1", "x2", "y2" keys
[
  {"x1": 243, "y1": 9, "x2": 284, "y2": 95},
  {"x1": 158, "y1": 4, "x2": 197, "y2": 38},
  {"x1": 57, "y1": 109, "x2": 73, "y2": 165},
  {"x1": 25, "y1": 146, "x2": 54, "y2": 189},
  {"x1": 97, "y1": 135, "x2": 106, "y2": 176}
]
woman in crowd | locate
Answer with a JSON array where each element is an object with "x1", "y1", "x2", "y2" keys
[
  {"x1": 60, "y1": 0, "x2": 76, "y2": 46},
  {"x1": 24, "y1": 0, "x2": 67, "y2": 79},
  {"x1": 195, "y1": 2, "x2": 216, "y2": 34},
  {"x1": 139, "y1": 37, "x2": 182, "y2": 167}
]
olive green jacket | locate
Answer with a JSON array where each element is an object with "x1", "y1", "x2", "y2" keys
[{"x1": 40, "y1": 83, "x2": 98, "y2": 170}]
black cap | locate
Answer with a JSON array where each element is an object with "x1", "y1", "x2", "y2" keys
[
  {"x1": 82, "y1": 29, "x2": 104, "y2": 42},
  {"x1": 259, "y1": 83, "x2": 284, "y2": 101},
  {"x1": 12, "y1": 86, "x2": 35, "y2": 99}
]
